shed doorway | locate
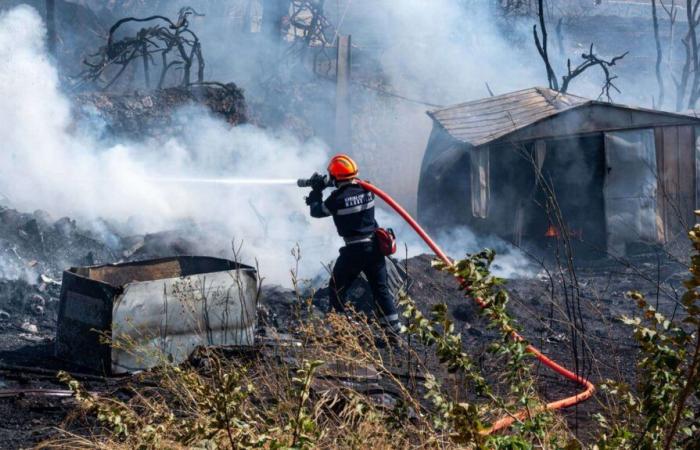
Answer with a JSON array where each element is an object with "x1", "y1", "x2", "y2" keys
[
  {"x1": 604, "y1": 129, "x2": 659, "y2": 256},
  {"x1": 523, "y1": 135, "x2": 608, "y2": 259}
]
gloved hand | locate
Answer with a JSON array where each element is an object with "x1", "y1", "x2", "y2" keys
[
  {"x1": 305, "y1": 187, "x2": 323, "y2": 205},
  {"x1": 309, "y1": 172, "x2": 329, "y2": 191}
]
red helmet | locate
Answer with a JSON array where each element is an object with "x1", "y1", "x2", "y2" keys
[{"x1": 327, "y1": 154, "x2": 359, "y2": 181}]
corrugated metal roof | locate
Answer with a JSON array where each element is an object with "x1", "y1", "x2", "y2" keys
[{"x1": 428, "y1": 87, "x2": 590, "y2": 147}]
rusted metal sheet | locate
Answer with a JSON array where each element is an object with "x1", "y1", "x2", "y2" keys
[
  {"x1": 678, "y1": 126, "x2": 695, "y2": 228},
  {"x1": 55, "y1": 256, "x2": 257, "y2": 374},
  {"x1": 695, "y1": 127, "x2": 700, "y2": 211},
  {"x1": 428, "y1": 87, "x2": 589, "y2": 147},
  {"x1": 603, "y1": 130, "x2": 659, "y2": 256},
  {"x1": 429, "y1": 87, "x2": 700, "y2": 148},
  {"x1": 656, "y1": 126, "x2": 696, "y2": 240},
  {"x1": 470, "y1": 146, "x2": 490, "y2": 218},
  {"x1": 77, "y1": 259, "x2": 182, "y2": 286}
]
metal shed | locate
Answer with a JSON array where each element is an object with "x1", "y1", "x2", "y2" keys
[{"x1": 417, "y1": 87, "x2": 700, "y2": 257}]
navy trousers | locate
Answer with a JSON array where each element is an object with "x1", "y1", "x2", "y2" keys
[{"x1": 329, "y1": 241, "x2": 399, "y2": 329}]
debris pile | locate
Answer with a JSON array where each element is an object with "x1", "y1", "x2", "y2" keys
[
  {"x1": 74, "y1": 84, "x2": 247, "y2": 138},
  {"x1": 0, "y1": 206, "x2": 232, "y2": 283},
  {"x1": 0, "y1": 278, "x2": 60, "y2": 341},
  {"x1": 0, "y1": 206, "x2": 118, "y2": 281}
]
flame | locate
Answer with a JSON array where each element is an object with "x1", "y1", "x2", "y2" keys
[{"x1": 544, "y1": 224, "x2": 559, "y2": 238}]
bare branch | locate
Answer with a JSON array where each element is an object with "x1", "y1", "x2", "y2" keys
[
  {"x1": 560, "y1": 44, "x2": 628, "y2": 101},
  {"x1": 75, "y1": 7, "x2": 206, "y2": 92},
  {"x1": 532, "y1": 0, "x2": 627, "y2": 100},
  {"x1": 652, "y1": 0, "x2": 666, "y2": 107},
  {"x1": 533, "y1": 0, "x2": 559, "y2": 90}
]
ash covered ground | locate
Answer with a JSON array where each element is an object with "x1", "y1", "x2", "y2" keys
[{"x1": 0, "y1": 207, "x2": 688, "y2": 446}]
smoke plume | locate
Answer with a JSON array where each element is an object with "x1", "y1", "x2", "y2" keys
[
  {"x1": 0, "y1": 5, "x2": 341, "y2": 284},
  {"x1": 0, "y1": 3, "x2": 541, "y2": 285}
]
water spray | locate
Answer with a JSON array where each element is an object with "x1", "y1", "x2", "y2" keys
[
  {"x1": 146, "y1": 173, "x2": 332, "y2": 188},
  {"x1": 147, "y1": 177, "x2": 298, "y2": 186}
]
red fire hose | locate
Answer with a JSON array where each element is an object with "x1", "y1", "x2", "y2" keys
[{"x1": 357, "y1": 179, "x2": 595, "y2": 434}]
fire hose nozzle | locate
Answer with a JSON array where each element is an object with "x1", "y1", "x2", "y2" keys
[
  {"x1": 296, "y1": 178, "x2": 313, "y2": 187},
  {"x1": 297, "y1": 173, "x2": 332, "y2": 189}
]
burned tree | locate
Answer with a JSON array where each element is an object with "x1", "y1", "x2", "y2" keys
[
  {"x1": 652, "y1": 0, "x2": 667, "y2": 108},
  {"x1": 76, "y1": 7, "x2": 205, "y2": 91},
  {"x1": 532, "y1": 0, "x2": 628, "y2": 101},
  {"x1": 45, "y1": 0, "x2": 56, "y2": 56},
  {"x1": 284, "y1": 0, "x2": 335, "y2": 75},
  {"x1": 646, "y1": 0, "x2": 700, "y2": 111},
  {"x1": 660, "y1": 0, "x2": 679, "y2": 108},
  {"x1": 559, "y1": 44, "x2": 628, "y2": 101},
  {"x1": 262, "y1": 0, "x2": 290, "y2": 40},
  {"x1": 494, "y1": 0, "x2": 536, "y2": 16},
  {"x1": 673, "y1": 0, "x2": 700, "y2": 110}
]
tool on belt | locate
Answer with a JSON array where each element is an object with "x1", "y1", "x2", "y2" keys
[{"x1": 375, "y1": 227, "x2": 396, "y2": 256}]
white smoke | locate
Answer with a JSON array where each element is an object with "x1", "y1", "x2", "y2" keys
[
  {"x1": 0, "y1": 5, "x2": 340, "y2": 284},
  {"x1": 376, "y1": 209, "x2": 536, "y2": 279},
  {"x1": 354, "y1": 0, "x2": 538, "y2": 104},
  {"x1": 334, "y1": 0, "x2": 541, "y2": 212},
  {"x1": 0, "y1": 4, "x2": 539, "y2": 286}
]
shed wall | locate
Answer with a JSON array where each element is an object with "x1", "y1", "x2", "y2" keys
[
  {"x1": 496, "y1": 105, "x2": 700, "y2": 146},
  {"x1": 604, "y1": 129, "x2": 658, "y2": 255},
  {"x1": 655, "y1": 125, "x2": 696, "y2": 241},
  {"x1": 417, "y1": 126, "x2": 472, "y2": 230}
]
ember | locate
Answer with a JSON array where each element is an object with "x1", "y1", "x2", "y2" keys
[{"x1": 544, "y1": 224, "x2": 558, "y2": 238}]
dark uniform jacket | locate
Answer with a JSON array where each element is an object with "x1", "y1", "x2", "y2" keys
[{"x1": 309, "y1": 182, "x2": 378, "y2": 240}]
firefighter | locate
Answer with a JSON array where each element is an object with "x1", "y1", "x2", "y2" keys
[{"x1": 305, "y1": 154, "x2": 401, "y2": 338}]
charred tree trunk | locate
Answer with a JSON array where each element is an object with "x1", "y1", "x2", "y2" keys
[
  {"x1": 533, "y1": 0, "x2": 559, "y2": 90},
  {"x1": 676, "y1": 0, "x2": 700, "y2": 110},
  {"x1": 676, "y1": 35, "x2": 691, "y2": 110},
  {"x1": 46, "y1": 0, "x2": 56, "y2": 56},
  {"x1": 262, "y1": 0, "x2": 289, "y2": 42},
  {"x1": 533, "y1": 0, "x2": 626, "y2": 99},
  {"x1": 687, "y1": 0, "x2": 700, "y2": 109},
  {"x1": 652, "y1": 0, "x2": 666, "y2": 107}
]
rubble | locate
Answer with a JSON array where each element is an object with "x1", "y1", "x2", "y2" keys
[
  {"x1": 0, "y1": 207, "x2": 119, "y2": 280},
  {"x1": 73, "y1": 84, "x2": 247, "y2": 138},
  {"x1": 20, "y1": 322, "x2": 38, "y2": 334},
  {"x1": 0, "y1": 205, "x2": 241, "y2": 284}
]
